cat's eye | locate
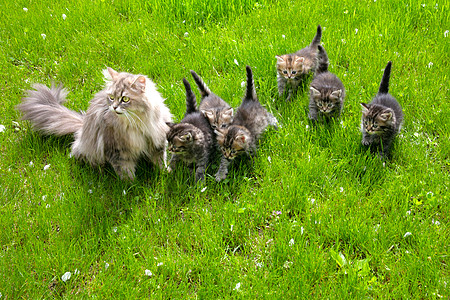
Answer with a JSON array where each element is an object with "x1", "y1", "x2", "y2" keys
[
  {"x1": 121, "y1": 96, "x2": 130, "y2": 103},
  {"x1": 221, "y1": 124, "x2": 227, "y2": 129},
  {"x1": 212, "y1": 125, "x2": 217, "y2": 129},
  {"x1": 283, "y1": 70, "x2": 288, "y2": 74},
  {"x1": 373, "y1": 124, "x2": 378, "y2": 128},
  {"x1": 291, "y1": 71, "x2": 297, "y2": 75},
  {"x1": 108, "y1": 95, "x2": 114, "y2": 101}
]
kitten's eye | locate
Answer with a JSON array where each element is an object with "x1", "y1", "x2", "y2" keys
[
  {"x1": 121, "y1": 96, "x2": 130, "y2": 103},
  {"x1": 108, "y1": 95, "x2": 114, "y2": 101},
  {"x1": 373, "y1": 124, "x2": 378, "y2": 129},
  {"x1": 221, "y1": 124, "x2": 227, "y2": 129},
  {"x1": 291, "y1": 71, "x2": 297, "y2": 75},
  {"x1": 283, "y1": 70, "x2": 288, "y2": 74},
  {"x1": 231, "y1": 150, "x2": 236, "y2": 154},
  {"x1": 212, "y1": 125, "x2": 217, "y2": 129}
]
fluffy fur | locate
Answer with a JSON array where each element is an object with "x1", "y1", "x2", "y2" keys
[
  {"x1": 17, "y1": 67, "x2": 173, "y2": 180},
  {"x1": 190, "y1": 70, "x2": 233, "y2": 130},
  {"x1": 166, "y1": 78, "x2": 215, "y2": 181},
  {"x1": 308, "y1": 45, "x2": 345, "y2": 122},
  {"x1": 276, "y1": 25, "x2": 322, "y2": 101},
  {"x1": 361, "y1": 61, "x2": 403, "y2": 158},
  {"x1": 215, "y1": 66, "x2": 278, "y2": 181}
]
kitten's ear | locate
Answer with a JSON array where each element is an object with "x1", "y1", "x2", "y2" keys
[
  {"x1": 236, "y1": 134, "x2": 247, "y2": 144},
  {"x1": 201, "y1": 110, "x2": 214, "y2": 120},
  {"x1": 330, "y1": 89, "x2": 342, "y2": 99},
  {"x1": 131, "y1": 76, "x2": 146, "y2": 93},
  {"x1": 275, "y1": 55, "x2": 285, "y2": 64},
  {"x1": 379, "y1": 112, "x2": 393, "y2": 121},
  {"x1": 222, "y1": 107, "x2": 233, "y2": 118},
  {"x1": 310, "y1": 87, "x2": 321, "y2": 98},
  {"x1": 106, "y1": 67, "x2": 119, "y2": 81},
  {"x1": 360, "y1": 103, "x2": 370, "y2": 113},
  {"x1": 295, "y1": 56, "x2": 305, "y2": 64}
]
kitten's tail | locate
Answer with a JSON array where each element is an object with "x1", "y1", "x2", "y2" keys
[
  {"x1": 190, "y1": 70, "x2": 211, "y2": 98},
  {"x1": 378, "y1": 61, "x2": 392, "y2": 94},
  {"x1": 17, "y1": 84, "x2": 84, "y2": 136},
  {"x1": 316, "y1": 45, "x2": 329, "y2": 74},
  {"x1": 182, "y1": 78, "x2": 198, "y2": 114},
  {"x1": 310, "y1": 25, "x2": 322, "y2": 48},
  {"x1": 243, "y1": 65, "x2": 258, "y2": 103}
]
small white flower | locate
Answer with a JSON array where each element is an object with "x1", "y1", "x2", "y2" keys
[
  {"x1": 341, "y1": 39, "x2": 346, "y2": 44},
  {"x1": 0, "y1": 125, "x2": 5, "y2": 132},
  {"x1": 41, "y1": 33, "x2": 46, "y2": 39},
  {"x1": 267, "y1": 156, "x2": 271, "y2": 163},
  {"x1": 62, "y1": 14, "x2": 66, "y2": 20},
  {"x1": 432, "y1": 219, "x2": 441, "y2": 226},
  {"x1": 306, "y1": 125, "x2": 310, "y2": 130},
  {"x1": 240, "y1": 81, "x2": 246, "y2": 88},
  {"x1": 230, "y1": 224, "x2": 234, "y2": 231},
  {"x1": 105, "y1": 262, "x2": 109, "y2": 270},
  {"x1": 145, "y1": 269, "x2": 152, "y2": 276},
  {"x1": 421, "y1": 3, "x2": 426, "y2": 7},
  {"x1": 184, "y1": 32, "x2": 188, "y2": 37},
  {"x1": 309, "y1": 198, "x2": 315, "y2": 204},
  {"x1": 46, "y1": 204, "x2": 50, "y2": 208},
  {"x1": 74, "y1": 269, "x2": 80, "y2": 275},
  {"x1": 403, "y1": 232, "x2": 412, "y2": 238},
  {"x1": 61, "y1": 271, "x2": 71, "y2": 282},
  {"x1": 182, "y1": 20, "x2": 186, "y2": 24},
  {"x1": 201, "y1": 186, "x2": 207, "y2": 193},
  {"x1": 88, "y1": 189, "x2": 93, "y2": 194},
  {"x1": 282, "y1": 34, "x2": 285, "y2": 39},
  {"x1": 289, "y1": 238, "x2": 294, "y2": 246},
  {"x1": 29, "y1": 161, "x2": 34, "y2": 166},
  {"x1": 340, "y1": 187, "x2": 344, "y2": 193},
  {"x1": 23, "y1": 7, "x2": 28, "y2": 12},
  {"x1": 112, "y1": 227, "x2": 118, "y2": 233},
  {"x1": 42, "y1": 195, "x2": 47, "y2": 201},
  {"x1": 234, "y1": 59, "x2": 239, "y2": 66},
  {"x1": 406, "y1": 210, "x2": 411, "y2": 215},
  {"x1": 43, "y1": 164, "x2": 51, "y2": 171},
  {"x1": 233, "y1": 282, "x2": 241, "y2": 291},
  {"x1": 445, "y1": 30, "x2": 449, "y2": 37},
  {"x1": 283, "y1": 261, "x2": 293, "y2": 268},
  {"x1": 428, "y1": 62, "x2": 433, "y2": 68},
  {"x1": 157, "y1": 262, "x2": 163, "y2": 267},
  {"x1": 355, "y1": 28, "x2": 358, "y2": 34}
]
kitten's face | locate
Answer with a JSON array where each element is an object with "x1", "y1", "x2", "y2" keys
[
  {"x1": 105, "y1": 67, "x2": 147, "y2": 115},
  {"x1": 167, "y1": 131, "x2": 194, "y2": 154},
  {"x1": 311, "y1": 88, "x2": 342, "y2": 114},
  {"x1": 216, "y1": 126, "x2": 250, "y2": 160},
  {"x1": 202, "y1": 107, "x2": 234, "y2": 130},
  {"x1": 276, "y1": 55, "x2": 304, "y2": 80},
  {"x1": 361, "y1": 104, "x2": 393, "y2": 135}
]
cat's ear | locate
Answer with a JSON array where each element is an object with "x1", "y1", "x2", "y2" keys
[
  {"x1": 310, "y1": 87, "x2": 321, "y2": 98},
  {"x1": 131, "y1": 76, "x2": 146, "y2": 93},
  {"x1": 379, "y1": 112, "x2": 393, "y2": 121},
  {"x1": 360, "y1": 103, "x2": 370, "y2": 113},
  {"x1": 275, "y1": 55, "x2": 285, "y2": 64},
  {"x1": 107, "y1": 67, "x2": 119, "y2": 80},
  {"x1": 295, "y1": 56, "x2": 305, "y2": 64},
  {"x1": 330, "y1": 89, "x2": 342, "y2": 100},
  {"x1": 201, "y1": 110, "x2": 214, "y2": 120},
  {"x1": 235, "y1": 134, "x2": 247, "y2": 144},
  {"x1": 222, "y1": 107, "x2": 233, "y2": 118}
]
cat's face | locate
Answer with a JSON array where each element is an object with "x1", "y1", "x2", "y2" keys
[
  {"x1": 216, "y1": 126, "x2": 250, "y2": 160},
  {"x1": 311, "y1": 87, "x2": 342, "y2": 114},
  {"x1": 105, "y1": 67, "x2": 147, "y2": 115},
  {"x1": 276, "y1": 55, "x2": 304, "y2": 80},
  {"x1": 166, "y1": 123, "x2": 201, "y2": 154},
  {"x1": 361, "y1": 103, "x2": 394, "y2": 135},
  {"x1": 202, "y1": 107, "x2": 234, "y2": 130}
]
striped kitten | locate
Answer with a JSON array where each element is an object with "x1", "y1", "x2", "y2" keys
[
  {"x1": 308, "y1": 45, "x2": 345, "y2": 122},
  {"x1": 215, "y1": 66, "x2": 278, "y2": 181},
  {"x1": 166, "y1": 78, "x2": 215, "y2": 181},
  {"x1": 276, "y1": 25, "x2": 322, "y2": 101},
  {"x1": 361, "y1": 61, "x2": 403, "y2": 158},
  {"x1": 18, "y1": 67, "x2": 173, "y2": 180},
  {"x1": 190, "y1": 70, "x2": 233, "y2": 130}
]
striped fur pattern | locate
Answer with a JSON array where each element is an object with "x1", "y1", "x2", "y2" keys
[
  {"x1": 361, "y1": 61, "x2": 403, "y2": 158},
  {"x1": 18, "y1": 67, "x2": 173, "y2": 180}
]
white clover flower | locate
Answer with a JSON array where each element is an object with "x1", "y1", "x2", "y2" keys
[
  {"x1": 305, "y1": 125, "x2": 309, "y2": 130},
  {"x1": 29, "y1": 161, "x2": 33, "y2": 166},
  {"x1": 428, "y1": 62, "x2": 433, "y2": 68},
  {"x1": 43, "y1": 164, "x2": 51, "y2": 171},
  {"x1": 61, "y1": 272, "x2": 71, "y2": 282},
  {"x1": 233, "y1": 282, "x2": 241, "y2": 291},
  {"x1": 289, "y1": 238, "x2": 294, "y2": 246},
  {"x1": 282, "y1": 34, "x2": 285, "y2": 39},
  {"x1": 41, "y1": 33, "x2": 46, "y2": 40},
  {"x1": 240, "y1": 81, "x2": 245, "y2": 88},
  {"x1": 42, "y1": 195, "x2": 47, "y2": 201},
  {"x1": 105, "y1": 262, "x2": 109, "y2": 270},
  {"x1": 62, "y1": 14, "x2": 66, "y2": 20},
  {"x1": 145, "y1": 269, "x2": 152, "y2": 276},
  {"x1": 184, "y1": 32, "x2": 188, "y2": 37},
  {"x1": 309, "y1": 198, "x2": 315, "y2": 204},
  {"x1": 340, "y1": 187, "x2": 344, "y2": 193},
  {"x1": 355, "y1": 28, "x2": 358, "y2": 34},
  {"x1": 157, "y1": 262, "x2": 163, "y2": 267},
  {"x1": 23, "y1": 7, "x2": 28, "y2": 12},
  {"x1": 0, "y1": 125, "x2": 5, "y2": 132},
  {"x1": 445, "y1": 30, "x2": 449, "y2": 37}
]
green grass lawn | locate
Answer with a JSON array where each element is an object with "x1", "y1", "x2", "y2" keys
[{"x1": 0, "y1": 0, "x2": 449, "y2": 298}]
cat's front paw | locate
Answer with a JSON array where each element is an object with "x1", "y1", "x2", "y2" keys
[
  {"x1": 361, "y1": 138, "x2": 370, "y2": 146},
  {"x1": 215, "y1": 172, "x2": 227, "y2": 182}
]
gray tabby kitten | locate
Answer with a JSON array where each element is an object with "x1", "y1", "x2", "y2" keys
[
  {"x1": 190, "y1": 70, "x2": 234, "y2": 130},
  {"x1": 276, "y1": 25, "x2": 322, "y2": 101},
  {"x1": 17, "y1": 67, "x2": 173, "y2": 180},
  {"x1": 361, "y1": 61, "x2": 403, "y2": 158},
  {"x1": 215, "y1": 66, "x2": 278, "y2": 181},
  {"x1": 308, "y1": 45, "x2": 345, "y2": 122},
  {"x1": 166, "y1": 78, "x2": 215, "y2": 181}
]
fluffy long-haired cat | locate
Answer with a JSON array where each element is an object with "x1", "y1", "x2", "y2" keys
[
  {"x1": 189, "y1": 70, "x2": 233, "y2": 130},
  {"x1": 308, "y1": 45, "x2": 345, "y2": 122},
  {"x1": 215, "y1": 66, "x2": 278, "y2": 181},
  {"x1": 17, "y1": 67, "x2": 173, "y2": 180},
  {"x1": 166, "y1": 78, "x2": 215, "y2": 181},
  {"x1": 361, "y1": 61, "x2": 403, "y2": 158},
  {"x1": 276, "y1": 25, "x2": 322, "y2": 101}
]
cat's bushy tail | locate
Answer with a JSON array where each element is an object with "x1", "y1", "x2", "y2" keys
[
  {"x1": 243, "y1": 65, "x2": 258, "y2": 103},
  {"x1": 316, "y1": 45, "x2": 329, "y2": 74},
  {"x1": 17, "y1": 84, "x2": 84, "y2": 136},
  {"x1": 310, "y1": 25, "x2": 322, "y2": 48},
  {"x1": 190, "y1": 70, "x2": 211, "y2": 98},
  {"x1": 378, "y1": 61, "x2": 392, "y2": 94},
  {"x1": 182, "y1": 78, "x2": 198, "y2": 115}
]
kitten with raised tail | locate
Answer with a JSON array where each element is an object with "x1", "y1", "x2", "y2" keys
[
  {"x1": 361, "y1": 61, "x2": 403, "y2": 158},
  {"x1": 190, "y1": 70, "x2": 233, "y2": 130},
  {"x1": 308, "y1": 45, "x2": 345, "y2": 122},
  {"x1": 166, "y1": 78, "x2": 215, "y2": 181},
  {"x1": 215, "y1": 66, "x2": 278, "y2": 181},
  {"x1": 17, "y1": 67, "x2": 173, "y2": 180},
  {"x1": 276, "y1": 25, "x2": 322, "y2": 101}
]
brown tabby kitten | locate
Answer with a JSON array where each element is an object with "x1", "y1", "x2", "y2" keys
[
  {"x1": 190, "y1": 70, "x2": 233, "y2": 130},
  {"x1": 17, "y1": 67, "x2": 173, "y2": 180},
  {"x1": 215, "y1": 66, "x2": 278, "y2": 181},
  {"x1": 276, "y1": 25, "x2": 322, "y2": 101},
  {"x1": 166, "y1": 78, "x2": 215, "y2": 181},
  {"x1": 308, "y1": 45, "x2": 345, "y2": 122},
  {"x1": 361, "y1": 61, "x2": 403, "y2": 158}
]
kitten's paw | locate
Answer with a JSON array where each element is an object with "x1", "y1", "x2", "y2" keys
[
  {"x1": 361, "y1": 139, "x2": 370, "y2": 146},
  {"x1": 215, "y1": 173, "x2": 227, "y2": 182}
]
